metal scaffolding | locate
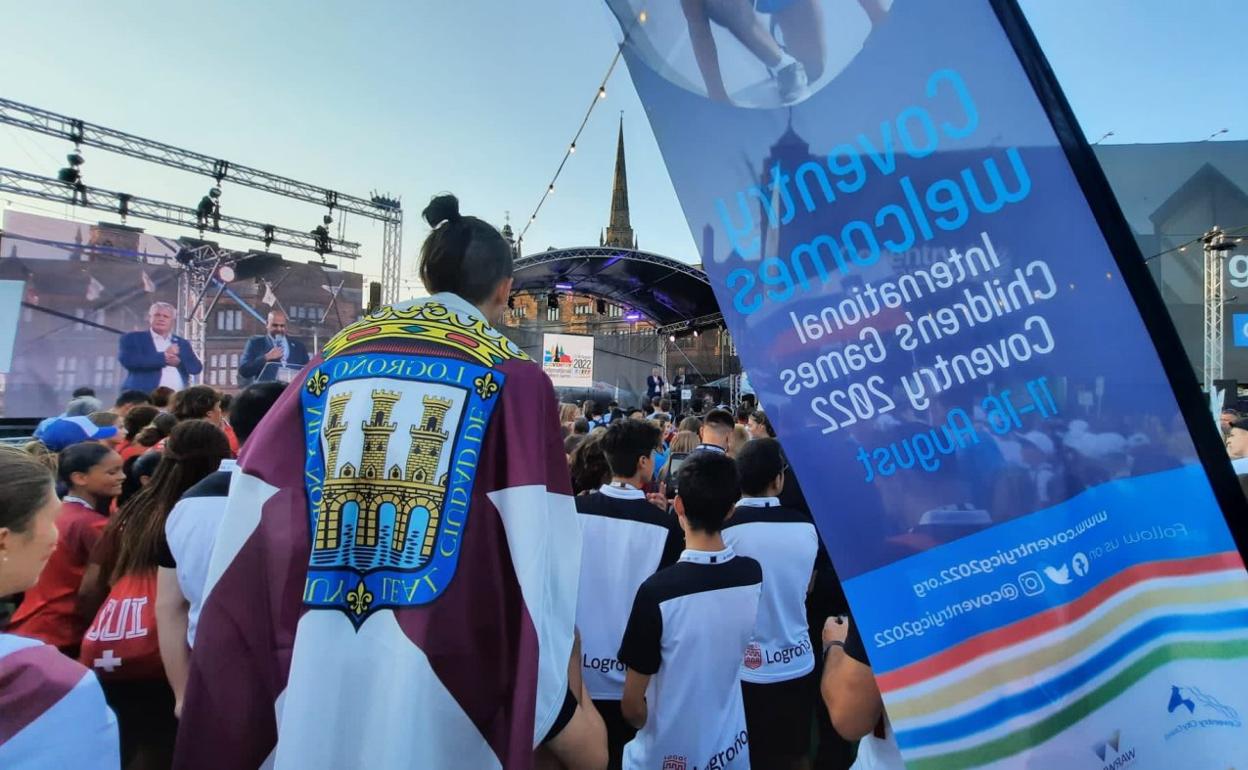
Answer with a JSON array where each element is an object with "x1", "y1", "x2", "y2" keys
[
  {"x1": 0, "y1": 167, "x2": 361, "y2": 257},
  {"x1": 1203, "y1": 227, "x2": 1236, "y2": 393},
  {"x1": 0, "y1": 97, "x2": 403, "y2": 300}
]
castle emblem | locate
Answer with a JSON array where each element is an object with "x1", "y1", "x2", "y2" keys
[{"x1": 299, "y1": 351, "x2": 505, "y2": 626}]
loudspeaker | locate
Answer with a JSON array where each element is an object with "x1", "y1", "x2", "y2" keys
[{"x1": 367, "y1": 281, "x2": 382, "y2": 314}]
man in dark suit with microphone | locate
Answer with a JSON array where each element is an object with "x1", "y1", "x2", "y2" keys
[
  {"x1": 238, "y1": 310, "x2": 310, "y2": 385},
  {"x1": 119, "y1": 301, "x2": 203, "y2": 392}
]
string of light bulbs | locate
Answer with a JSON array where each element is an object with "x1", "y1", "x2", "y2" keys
[{"x1": 517, "y1": 10, "x2": 649, "y2": 247}]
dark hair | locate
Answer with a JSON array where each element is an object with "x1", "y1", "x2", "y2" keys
[
  {"x1": 750, "y1": 410, "x2": 776, "y2": 438},
  {"x1": 703, "y1": 409, "x2": 735, "y2": 432},
  {"x1": 659, "y1": 399, "x2": 671, "y2": 413},
  {"x1": 675, "y1": 452, "x2": 740, "y2": 533},
  {"x1": 229, "y1": 382, "x2": 287, "y2": 444},
  {"x1": 418, "y1": 194, "x2": 513, "y2": 304},
  {"x1": 218, "y1": 393, "x2": 234, "y2": 413},
  {"x1": 0, "y1": 446, "x2": 56, "y2": 533},
  {"x1": 735, "y1": 405, "x2": 753, "y2": 423},
  {"x1": 679, "y1": 416, "x2": 703, "y2": 433},
  {"x1": 564, "y1": 434, "x2": 585, "y2": 455},
  {"x1": 106, "y1": 420, "x2": 231, "y2": 580},
  {"x1": 601, "y1": 419, "x2": 661, "y2": 479},
  {"x1": 119, "y1": 450, "x2": 162, "y2": 506},
  {"x1": 610, "y1": 408, "x2": 625, "y2": 422},
  {"x1": 573, "y1": 417, "x2": 590, "y2": 435},
  {"x1": 58, "y1": 442, "x2": 116, "y2": 488},
  {"x1": 627, "y1": 408, "x2": 645, "y2": 419},
  {"x1": 150, "y1": 386, "x2": 175, "y2": 409},
  {"x1": 569, "y1": 433, "x2": 611, "y2": 495},
  {"x1": 135, "y1": 412, "x2": 178, "y2": 448},
  {"x1": 172, "y1": 385, "x2": 220, "y2": 421},
  {"x1": 608, "y1": 400, "x2": 619, "y2": 409},
  {"x1": 72, "y1": 386, "x2": 96, "y2": 398},
  {"x1": 736, "y1": 438, "x2": 785, "y2": 496},
  {"x1": 114, "y1": 389, "x2": 151, "y2": 409},
  {"x1": 123, "y1": 405, "x2": 160, "y2": 440}
]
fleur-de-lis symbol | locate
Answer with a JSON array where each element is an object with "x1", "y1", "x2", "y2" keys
[
  {"x1": 306, "y1": 369, "x2": 329, "y2": 397},
  {"x1": 346, "y1": 579, "x2": 373, "y2": 616},
  {"x1": 474, "y1": 371, "x2": 500, "y2": 400}
]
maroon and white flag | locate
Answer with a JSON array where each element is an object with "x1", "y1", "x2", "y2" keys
[{"x1": 175, "y1": 293, "x2": 581, "y2": 769}]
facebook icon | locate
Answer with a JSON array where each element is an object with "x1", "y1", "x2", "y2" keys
[{"x1": 1234, "y1": 314, "x2": 1248, "y2": 347}]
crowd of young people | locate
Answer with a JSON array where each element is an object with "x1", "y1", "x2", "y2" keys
[
  {"x1": 1, "y1": 380, "x2": 286, "y2": 769},
  {"x1": 0, "y1": 194, "x2": 891, "y2": 770}
]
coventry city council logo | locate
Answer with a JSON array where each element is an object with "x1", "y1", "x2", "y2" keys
[{"x1": 299, "y1": 350, "x2": 505, "y2": 627}]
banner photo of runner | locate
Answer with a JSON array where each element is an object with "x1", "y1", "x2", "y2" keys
[
  {"x1": 0, "y1": 211, "x2": 364, "y2": 417},
  {"x1": 608, "y1": 0, "x2": 1248, "y2": 766},
  {"x1": 542, "y1": 332, "x2": 595, "y2": 388}
]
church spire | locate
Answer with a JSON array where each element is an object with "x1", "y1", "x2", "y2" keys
[{"x1": 602, "y1": 114, "x2": 637, "y2": 249}]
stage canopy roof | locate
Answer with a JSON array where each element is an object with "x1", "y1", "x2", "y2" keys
[{"x1": 511, "y1": 246, "x2": 722, "y2": 330}]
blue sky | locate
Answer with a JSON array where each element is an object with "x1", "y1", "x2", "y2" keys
[{"x1": 2, "y1": 0, "x2": 1245, "y2": 295}]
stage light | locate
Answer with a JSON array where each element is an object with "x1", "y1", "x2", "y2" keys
[
  {"x1": 217, "y1": 265, "x2": 236, "y2": 283},
  {"x1": 598, "y1": 86, "x2": 607, "y2": 99},
  {"x1": 669, "y1": 334, "x2": 676, "y2": 342},
  {"x1": 693, "y1": 329, "x2": 699, "y2": 337},
  {"x1": 323, "y1": 214, "x2": 333, "y2": 226},
  {"x1": 625, "y1": 311, "x2": 641, "y2": 321},
  {"x1": 639, "y1": 10, "x2": 648, "y2": 22},
  {"x1": 548, "y1": 184, "x2": 555, "y2": 194},
  {"x1": 555, "y1": 282, "x2": 573, "y2": 290},
  {"x1": 569, "y1": 143, "x2": 576, "y2": 154}
]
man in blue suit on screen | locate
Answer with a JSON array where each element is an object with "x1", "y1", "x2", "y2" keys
[
  {"x1": 118, "y1": 301, "x2": 203, "y2": 392},
  {"x1": 237, "y1": 310, "x2": 310, "y2": 385}
]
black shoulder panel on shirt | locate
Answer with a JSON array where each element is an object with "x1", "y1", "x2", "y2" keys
[
  {"x1": 576, "y1": 492, "x2": 678, "y2": 530},
  {"x1": 639, "y1": 555, "x2": 762, "y2": 605},
  {"x1": 723, "y1": 504, "x2": 813, "y2": 528},
  {"x1": 181, "y1": 470, "x2": 232, "y2": 500}
]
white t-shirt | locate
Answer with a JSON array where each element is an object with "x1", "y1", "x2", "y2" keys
[
  {"x1": 851, "y1": 723, "x2": 905, "y2": 770},
  {"x1": 575, "y1": 484, "x2": 683, "y2": 701},
  {"x1": 151, "y1": 330, "x2": 185, "y2": 390},
  {"x1": 162, "y1": 461, "x2": 237, "y2": 646},
  {"x1": 722, "y1": 497, "x2": 819, "y2": 683},
  {"x1": 618, "y1": 547, "x2": 761, "y2": 770}
]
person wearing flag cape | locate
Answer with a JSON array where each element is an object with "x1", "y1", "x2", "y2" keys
[{"x1": 175, "y1": 194, "x2": 606, "y2": 769}]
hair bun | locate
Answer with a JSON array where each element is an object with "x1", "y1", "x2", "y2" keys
[{"x1": 422, "y1": 194, "x2": 461, "y2": 228}]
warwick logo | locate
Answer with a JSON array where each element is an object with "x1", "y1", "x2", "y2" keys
[
  {"x1": 299, "y1": 352, "x2": 505, "y2": 627},
  {"x1": 1091, "y1": 729, "x2": 1135, "y2": 769}
]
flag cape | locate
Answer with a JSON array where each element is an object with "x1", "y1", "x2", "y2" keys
[
  {"x1": 175, "y1": 294, "x2": 581, "y2": 769},
  {"x1": 0, "y1": 633, "x2": 119, "y2": 769}
]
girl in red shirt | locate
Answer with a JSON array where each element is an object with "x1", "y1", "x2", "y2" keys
[{"x1": 7, "y1": 443, "x2": 123, "y2": 657}]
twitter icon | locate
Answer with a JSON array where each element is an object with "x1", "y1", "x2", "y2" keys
[{"x1": 1043, "y1": 563, "x2": 1072, "y2": 585}]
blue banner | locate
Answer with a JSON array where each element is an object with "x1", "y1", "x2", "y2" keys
[{"x1": 609, "y1": 0, "x2": 1248, "y2": 765}]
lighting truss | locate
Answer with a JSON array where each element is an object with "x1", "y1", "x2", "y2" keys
[
  {"x1": 0, "y1": 166, "x2": 361, "y2": 258},
  {"x1": 0, "y1": 97, "x2": 402, "y2": 300}
]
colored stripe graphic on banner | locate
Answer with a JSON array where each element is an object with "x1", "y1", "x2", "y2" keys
[
  {"x1": 876, "y1": 551, "x2": 1245, "y2": 690},
  {"x1": 887, "y1": 571, "x2": 1248, "y2": 722},
  {"x1": 897, "y1": 608, "x2": 1248, "y2": 747},
  {"x1": 903, "y1": 638, "x2": 1248, "y2": 769}
]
